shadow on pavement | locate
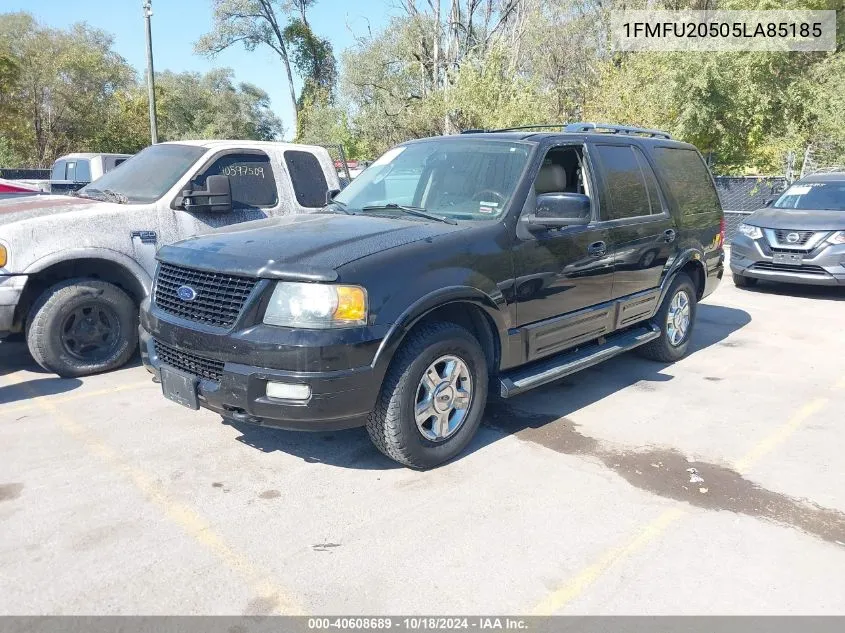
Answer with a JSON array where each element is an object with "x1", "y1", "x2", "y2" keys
[
  {"x1": 738, "y1": 280, "x2": 845, "y2": 302},
  {"x1": 229, "y1": 303, "x2": 752, "y2": 472},
  {"x1": 0, "y1": 376, "x2": 83, "y2": 405}
]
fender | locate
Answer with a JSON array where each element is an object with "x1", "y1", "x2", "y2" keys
[
  {"x1": 372, "y1": 285, "x2": 509, "y2": 371},
  {"x1": 24, "y1": 247, "x2": 153, "y2": 296},
  {"x1": 656, "y1": 247, "x2": 706, "y2": 307}
]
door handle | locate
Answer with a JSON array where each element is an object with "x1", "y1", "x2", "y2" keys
[
  {"x1": 663, "y1": 229, "x2": 676, "y2": 243},
  {"x1": 587, "y1": 241, "x2": 607, "y2": 257}
]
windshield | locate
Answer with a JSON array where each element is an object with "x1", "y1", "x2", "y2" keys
[
  {"x1": 78, "y1": 144, "x2": 206, "y2": 204},
  {"x1": 333, "y1": 138, "x2": 532, "y2": 220},
  {"x1": 773, "y1": 181, "x2": 845, "y2": 211}
]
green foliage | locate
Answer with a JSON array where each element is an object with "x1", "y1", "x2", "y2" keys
[{"x1": 0, "y1": 12, "x2": 285, "y2": 168}]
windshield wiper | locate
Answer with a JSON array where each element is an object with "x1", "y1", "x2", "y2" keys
[
  {"x1": 361, "y1": 203, "x2": 457, "y2": 225},
  {"x1": 325, "y1": 199, "x2": 354, "y2": 215},
  {"x1": 73, "y1": 188, "x2": 127, "y2": 204}
]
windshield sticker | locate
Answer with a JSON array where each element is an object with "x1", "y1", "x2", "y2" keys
[
  {"x1": 785, "y1": 185, "x2": 812, "y2": 195},
  {"x1": 372, "y1": 146, "x2": 406, "y2": 167},
  {"x1": 479, "y1": 201, "x2": 499, "y2": 214}
]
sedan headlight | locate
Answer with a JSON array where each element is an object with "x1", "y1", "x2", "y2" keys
[
  {"x1": 263, "y1": 282, "x2": 368, "y2": 328},
  {"x1": 828, "y1": 231, "x2": 845, "y2": 245},
  {"x1": 738, "y1": 223, "x2": 763, "y2": 240}
]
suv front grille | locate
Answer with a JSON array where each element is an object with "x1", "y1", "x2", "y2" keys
[
  {"x1": 773, "y1": 229, "x2": 816, "y2": 246},
  {"x1": 751, "y1": 262, "x2": 828, "y2": 276},
  {"x1": 154, "y1": 263, "x2": 258, "y2": 328},
  {"x1": 154, "y1": 339, "x2": 224, "y2": 382}
]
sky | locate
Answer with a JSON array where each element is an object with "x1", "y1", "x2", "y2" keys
[{"x1": 4, "y1": 0, "x2": 396, "y2": 138}]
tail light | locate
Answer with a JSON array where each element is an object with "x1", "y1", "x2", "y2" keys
[{"x1": 718, "y1": 217, "x2": 726, "y2": 247}]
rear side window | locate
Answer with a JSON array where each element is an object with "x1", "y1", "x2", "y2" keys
[
  {"x1": 652, "y1": 147, "x2": 721, "y2": 215},
  {"x1": 75, "y1": 159, "x2": 91, "y2": 182},
  {"x1": 51, "y1": 161, "x2": 67, "y2": 180},
  {"x1": 197, "y1": 152, "x2": 278, "y2": 209},
  {"x1": 284, "y1": 150, "x2": 329, "y2": 208},
  {"x1": 593, "y1": 144, "x2": 653, "y2": 220}
]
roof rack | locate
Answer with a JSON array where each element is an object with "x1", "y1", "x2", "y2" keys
[
  {"x1": 563, "y1": 122, "x2": 672, "y2": 139},
  {"x1": 460, "y1": 122, "x2": 672, "y2": 139}
]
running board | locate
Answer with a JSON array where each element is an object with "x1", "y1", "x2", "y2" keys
[{"x1": 498, "y1": 324, "x2": 660, "y2": 398}]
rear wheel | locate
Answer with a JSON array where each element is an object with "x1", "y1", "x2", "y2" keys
[
  {"x1": 732, "y1": 273, "x2": 758, "y2": 288},
  {"x1": 366, "y1": 322, "x2": 488, "y2": 469},
  {"x1": 26, "y1": 279, "x2": 138, "y2": 377},
  {"x1": 637, "y1": 273, "x2": 697, "y2": 363}
]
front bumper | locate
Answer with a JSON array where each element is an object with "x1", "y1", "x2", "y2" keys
[
  {"x1": 730, "y1": 236, "x2": 845, "y2": 286},
  {"x1": 0, "y1": 275, "x2": 27, "y2": 338},
  {"x1": 140, "y1": 300, "x2": 389, "y2": 431}
]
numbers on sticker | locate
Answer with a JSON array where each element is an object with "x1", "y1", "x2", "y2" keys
[{"x1": 220, "y1": 165, "x2": 267, "y2": 178}]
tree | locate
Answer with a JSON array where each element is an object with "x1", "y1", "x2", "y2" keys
[{"x1": 195, "y1": 0, "x2": 336, "y2": 137}]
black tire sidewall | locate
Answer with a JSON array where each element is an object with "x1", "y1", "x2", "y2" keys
[
  {"x1": 27, "y1": 279, "x2": 138, "y2": 377},
  {"x1": 390, "y1": 327, "x2": 488, "y2": 468}
]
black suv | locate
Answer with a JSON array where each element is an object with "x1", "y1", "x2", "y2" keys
[{"x1": 140, "y1": 123, "x2": 725, "y2": 469}]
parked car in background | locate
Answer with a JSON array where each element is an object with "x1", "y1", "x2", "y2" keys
[
  {"x1": 0, "y1": 178, "x2": 43, "y2": 200},
  {"x1": 50, "y1": 152, "x2": 132, "y2": 194},
  {"x1": 0, "y1": 140, "x2": 340, "y2": 377},
  {"x1": 731, "y1": 172, "x2": 845, "y2": 288},
  {"x1": 139, "y1": 123, "x2": 724, "y2": 469}
]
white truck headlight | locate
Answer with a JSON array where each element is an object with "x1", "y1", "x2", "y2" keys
[
  {"x1": 263, "y1": 282, "x2": 368, "y2": 328},
  {"x1": 738, "y1": 223, "x2": 763, "y2": 240}
]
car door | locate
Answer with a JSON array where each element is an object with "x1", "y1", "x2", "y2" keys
[
  {"x1": 590, "y1": 142, "x2": 677, "y2": 300},
  {"x1": 171, "y1": 150, "x2": 283, "y2": 240},
  {"x1": 512, "y1": 144, "x2": 615, "y2": 361}
]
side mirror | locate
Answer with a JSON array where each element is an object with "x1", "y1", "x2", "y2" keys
[
  {"x1": 763, "y1": 198, "x2": 774, "y2": 207},
  {"x1": 326, "y1": 188, "x2": 341, "y2": 204},
  {"x1": 182, "y1": 174, "x2": 232, "y2": 213},
  {"x1": 527, "y1": 193, "x2": 591, "y2": 229}
]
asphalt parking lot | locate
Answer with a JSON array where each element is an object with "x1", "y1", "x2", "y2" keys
[{"x1": 1, "y1": 276, "x2": 844, "y2": 615}]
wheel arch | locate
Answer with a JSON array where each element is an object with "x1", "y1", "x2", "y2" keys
[
  {"x1": 15, "y1": 250, "x2": 151, "y2": 331},
  {"x1": 659, "y1": 250, "x2": 706, "y2": 306},
  {"x1": 373, "y1": 287, "x2": 507, "y2": 377}
]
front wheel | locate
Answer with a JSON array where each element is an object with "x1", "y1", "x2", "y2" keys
[
  {"x1": 366, "y1": 322, "x2": 488, "y2": 469},
  {"x1": 637, "y1": 273, "x2": 697, "y2": 363},
  {"x1": 26, "y1": 279, "x2": 139, "y2": 377}
]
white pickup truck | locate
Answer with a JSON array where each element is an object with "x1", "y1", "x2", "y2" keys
[{"x1": 0, "y1": 140, "x2": 341, "y2": 376}]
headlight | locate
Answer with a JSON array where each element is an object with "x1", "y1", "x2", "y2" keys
[
  {"x1": 738, "y1": 223, "x2": 763, "y2": 240},
  {"x1": 263, "y1": 282, "x2": 368, "y2": 328},
  {"x1": 828, "y1": 231, "x2": 845, "y2": 245},
  {"x1": 0, "y1": 245, "x2": 6, "y2": 268}
]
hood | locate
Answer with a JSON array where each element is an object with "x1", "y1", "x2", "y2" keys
[
  {"x1": 158, "y1": 212, "x2": 469, "y2": 281},
  {"x1": 0, "y1": 194, "x2": 111, "y2": 225},
  {"x1": 745, "y1": 207, "x2": 845, "y2": 231}
]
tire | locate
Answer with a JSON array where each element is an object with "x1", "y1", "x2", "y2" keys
[
  {"x1": 732, "y1": 273, "x2": 758, "y2": 288},
  {"x1": 636, "y1": 273, "x2": 697, "y2": 363},
  {"x1": 366, "y1": 322, "x2": 489, "y2": 469},
  {"x1": 26, "y1": 279, "x2": 139, "y2": 377}
]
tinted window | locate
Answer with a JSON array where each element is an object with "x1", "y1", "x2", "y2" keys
[
  {"x1": 633, "y1": 148, "x2": 663, "y2": 213},
  {"x1": 197, "y1": 152, "x2": 278, "y2": 209},
  {"x1": 284, "y1": 150, "x2": 328, "y2": 208},
  {"x1": 114, "y1": 158, "x2": 127, "y2": 167},
  {"x1": 51, "y1": 161, "x2": 67, "y2": 180},
  {"x1": 594, "y1": 144, "x2": 651, "y2": 220},
  {"x1": 652, "y1": 147, "x2": 721, "y2": 215},
  {"x1": 75, "y1": 159, "x2": 91, "y2": 182}
]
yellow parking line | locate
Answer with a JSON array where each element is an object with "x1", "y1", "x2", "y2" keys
[
  {"x1": 2, "y1": 381, "x2": 155, "y2": 416},
  {"x1": 6, "y1": 377, "x2": 302, "y2": 615},
  {"x1": 530, "y1": 377, "x2": 841, "y2": 615}
]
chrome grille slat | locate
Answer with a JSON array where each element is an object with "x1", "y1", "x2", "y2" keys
[
  {"x1": 154, "y1": 263, "x2": 258, "y2": 327},
  {"x1": 154, "y1": 339, "x2": 224, "y2": 382},
  {"x1": 751, "y1": 262, "x2": 828, "y2": 275}
]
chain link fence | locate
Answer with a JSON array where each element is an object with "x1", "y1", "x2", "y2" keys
[
  {"x1": 0, "y1": 168, "x2": 51, "y2": 180},
  {"x1": 714, "y1": 176, "x2": 787, "y2": 244}
]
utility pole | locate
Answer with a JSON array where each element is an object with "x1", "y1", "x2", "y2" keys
[{"x1": 143, "y1": 0, "x2": 158, "y2": 144}]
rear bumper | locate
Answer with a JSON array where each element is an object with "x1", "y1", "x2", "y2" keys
[
  {"x1": 0, "y1": 275, "x2": 27, "y2": 338},
  {"x1": 730, "y1": 236, "x2": 845, "y2": 286}
]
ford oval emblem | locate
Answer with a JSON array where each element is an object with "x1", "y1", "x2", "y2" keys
[{"x1": 176, "y1": 285, "x2": 198, "y2": 301}]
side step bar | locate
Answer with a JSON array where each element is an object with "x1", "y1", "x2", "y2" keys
[{"x1": 498, "y1": 324, "x2": 660, "y2": 398}]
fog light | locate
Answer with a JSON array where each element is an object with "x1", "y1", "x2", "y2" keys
[{"x1": 266, "y1": 381, "x2": 311, "y2": 400}]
